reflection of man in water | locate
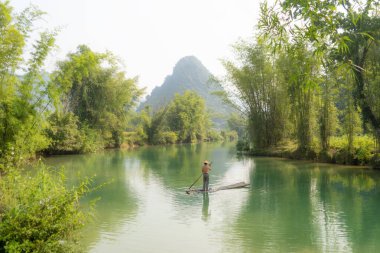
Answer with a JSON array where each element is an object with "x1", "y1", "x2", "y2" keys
[
  {"x1": 202, "y1": 160, "x2": 212, "y2": 191},
  {"x1": 202, "y1": 192, "x2": 210, "y2": 221}
]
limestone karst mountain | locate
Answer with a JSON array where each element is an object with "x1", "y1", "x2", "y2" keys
[{"x1": 138, "y1": 56, "x2": 232, "y2": 128}]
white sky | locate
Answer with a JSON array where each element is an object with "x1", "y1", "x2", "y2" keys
[{"x1": 12, "y1": 0, "x2": 263, "y2": 95}]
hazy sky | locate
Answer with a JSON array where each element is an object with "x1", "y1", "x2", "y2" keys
[{"x1": 12, "y1": 0, "x2": 263, "y2": 95}]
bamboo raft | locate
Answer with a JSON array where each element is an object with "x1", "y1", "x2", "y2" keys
[{"x1": 185, "y1": 181, "x2": 249, "y2": 194}]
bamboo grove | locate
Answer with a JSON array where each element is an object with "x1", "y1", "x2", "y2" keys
[{"x1": 223, "y1": 0, "x2": 380, "y2": 167}]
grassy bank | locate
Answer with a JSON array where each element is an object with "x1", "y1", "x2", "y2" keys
[{"x1": 239, "y1": 136, "x2": 380, "y2": 168}]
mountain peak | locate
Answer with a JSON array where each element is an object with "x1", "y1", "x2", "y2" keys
[
  {"x1": 138, "y1": 56, "x2": 232, "y2": 128},
  {"x1": 173, "y1": 55, "x2": 203, "y2": 70},
  {"x1": 170, "y1": 56, "x2": 210, "y2": 86}
]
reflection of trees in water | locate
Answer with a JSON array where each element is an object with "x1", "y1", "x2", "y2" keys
[
  {"x1": 310, "y1": 177, "x2": 352, "y2": 252},
  {"x1": 133, "y1": 143, "x2": 219, "y2": 223},
  {"x1": 44, "y1": 151, "x2": 139, "y2": 249},
  {"x1": 135, "y1": 143, "x2": 237, "y2": 190},
  {"x1": 322, "y1": 169, "x2": 380, "y2": 252},
  {"x1": 309, "y1": 167, "x2": 380, "y2": 252},
  {"x1": 330, "y1": 172, "x2": 377, "y2": 192},
  {"x1": 226, "y1": 159, "x2": 315, "y2": 252},
  {"x1": 46, "y1": 146, "x2": 380, "y2": 252},
  {"x1": 135, "y1": 142, "x2": 248, "y2": 226},
  {"x1": 226, "y1": 158, "x2": 380, "y2": 252},
  {"x1": 136, "y1": 144, "x2": 204, "y2": 184}
]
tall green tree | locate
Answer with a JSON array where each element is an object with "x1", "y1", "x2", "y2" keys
[
  {"x1": 49, "y1": 45, "x2": 143, "y2": 148},
  {"x1": 141, "y1": 105, "x2": 171, "y2": 145},
  {"x1": 365, "y1": 42, "x2": 380, "y2": 151},
  {"x1": 318, "y1": 66, "x2": 339, "y2": 151},
  {"x1": 223, "y1": 42, "x2": 289, "y2": 149},
  {"x1": 166, "y1": 91, "x2": 210, "y2": 143},
  {"x1": 0, "y1": 1, "x2": 55, "y2": 170},
  {"x1": 334, "y1": 66, "x2": 363, "y2": 154},
  {"x1": 0, "y1": 3, "x2": 94, "y2": 251},
  {"x1": 259, "y1": 0, "x2": 380, "y2": 148},
  {"x1": 276, "y1": 43, "x2": 320, "y2": 152}
]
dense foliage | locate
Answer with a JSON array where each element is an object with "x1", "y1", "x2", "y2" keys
[
  {"x1": 48, "y1": 45, "x2": 143, "y2": 151},
  {"x1": 0, "y1": 2, "x2": 95, "y2": 252},
  {"x1": 0, "y1": 1, "x2": 55, "y2": 170},
  {"x1": 224, "y1": 0, "x2": 380, "y2": 166},
  {"x1": 166, "y1": 91, "x2": 210, "y2": 143},
  {"x1": 44, "y1": 112, "x2": 102, "y2": 154},
  {"x1": 224, "y1": 43, "x2": 289, "y2": 149},
  {"x1": 0, "y1": 0, "x2": 143, "y2": 160},
  {"x1": 0, "y1": 166, "x2": 93, "y2": 253},
  {"x1": 134, "y1": 91, "x2": 218, "y2": 145}
]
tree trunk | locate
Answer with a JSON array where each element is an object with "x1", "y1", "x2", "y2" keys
[{"x1": 353, "y1": 50, "x2": 380, "y2": 141}]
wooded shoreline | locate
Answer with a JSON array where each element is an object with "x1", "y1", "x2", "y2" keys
[{"x1": 239, "y1": 141, "x2": 380, "y2": 169}]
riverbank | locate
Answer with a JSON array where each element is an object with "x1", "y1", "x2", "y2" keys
[{"x1": 239, "y1": 137, "x2": 380, "y2": 169}]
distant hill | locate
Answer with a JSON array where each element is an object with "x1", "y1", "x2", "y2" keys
[{"x1": 138, "y1": 56, "x2": 232, "y2": 129}]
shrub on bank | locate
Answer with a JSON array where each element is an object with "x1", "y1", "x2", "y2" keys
[
  {"x1": 206, "y1": 129, "x2": 223, "y2": 142},
  {"x1": 44, "y1": 113, "x2": 103, "y2": 154},
  {"x1": 330, "y1": 135, "x2": 375, "y2": 165},
  {"x1": 236, "y1": 140, "x2": 250, "y2": 152},
  {"x1": 220, "y1": 130, "x2": 238, "y2": 142},
  {"x1": 238, "y1": 135, "x2": 376, "y2": 166},
  {"x1": 154, "y1": 131, "x2": 178, "y2": 145},
  {"x1": 0, "y1": 165, "x2": 93, "y2": 253},
  {"x1": 123, "y1": 130, "x2": 146, "y2": 147}
]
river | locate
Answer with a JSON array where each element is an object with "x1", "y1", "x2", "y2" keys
[{"x1": 44, "y1": 142, "x2": 380, "y2": 253}]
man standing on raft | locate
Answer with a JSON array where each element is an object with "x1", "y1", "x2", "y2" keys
[{"x1": 202, "y1": 160, "x2": 212, "y2": 191}]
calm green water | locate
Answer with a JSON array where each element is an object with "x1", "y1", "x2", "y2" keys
[{"x1": 44, "y1": 143, "x2": 380, "y2": 253}]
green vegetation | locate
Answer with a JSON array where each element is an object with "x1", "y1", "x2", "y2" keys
[
  {"x1": 0, "y1": 2, "x2": 55, "y2": 170},
  {"x1": 0, "y1": 1, "x2": 145, "y2": 163},
  {"x1": 0, "y1": 165, "x2": 93, "y2": 253},
  {"x1": 223, "y1": 0, "x2": 380, "y2": 167},
  {"x1": 0, "y1": 2, "x2": 96, "y2": 251},
  {"x1": 224, "y1": 43, "x2": 289, "y2": 148},
  {"x1": 166, "y1": 91, "x2": 209, "y2": 142},
  {"x1": 47, "y1": 45, "x2": 144, "y2": 152},
  {"x1": 131, "y1": 91, "x2": 233, "y2": 145},
  {"x1": 44, "y1": 112, "x2": 90, "y2": 154},
  {"x1": 2, "y1": 0, "x2": 379, "y2": 250},
  {"x1": 0, "y1": 2, "x2": 236, "y2": 249}
]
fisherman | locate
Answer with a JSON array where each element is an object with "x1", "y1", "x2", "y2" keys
[{"x1": 202, "y1": 160, "x2": 212, "y2": 191}]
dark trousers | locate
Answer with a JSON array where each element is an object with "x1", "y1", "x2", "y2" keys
[{"x1": 203, "y1": 173, "x2": 209, "y2": 191}]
